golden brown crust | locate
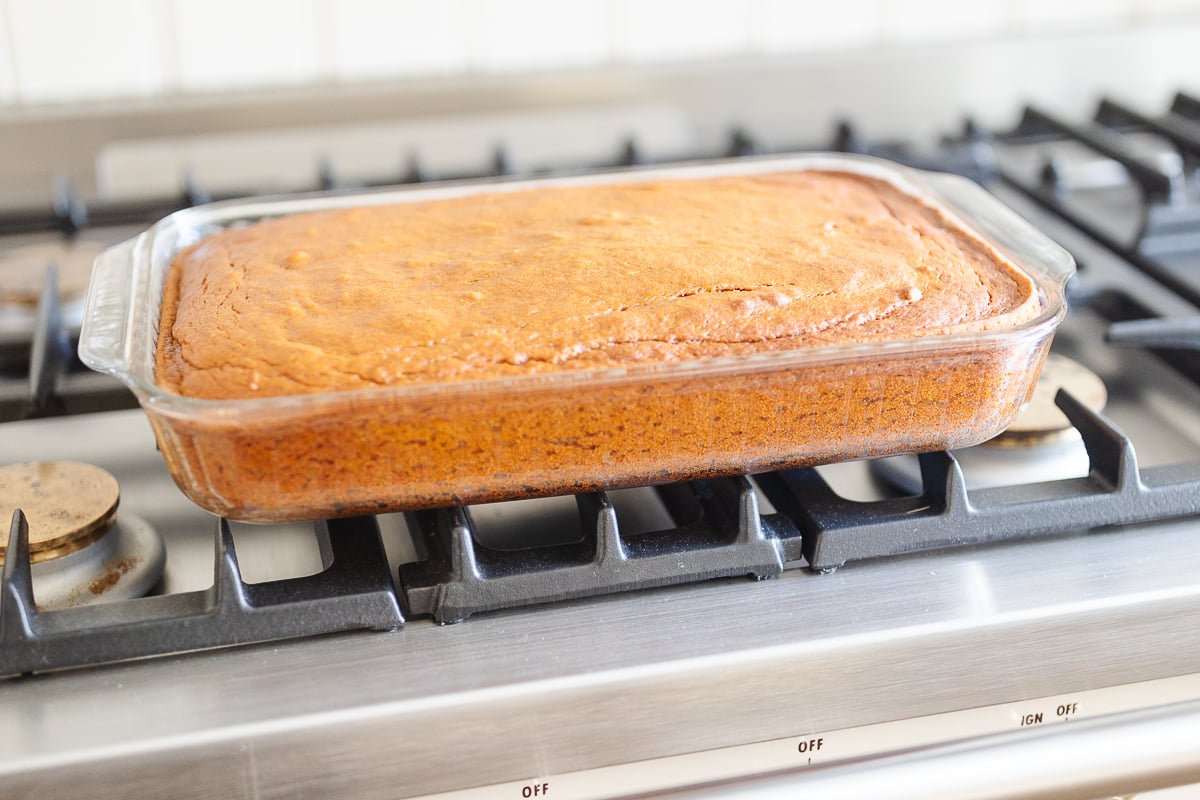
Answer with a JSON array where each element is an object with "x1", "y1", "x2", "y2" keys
[{"x1": 156, "y1": 171, "x2": 1039, "y2": 400}]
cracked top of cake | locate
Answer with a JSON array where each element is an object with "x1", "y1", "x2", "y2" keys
[{"x1": 155, "y1": 170, "x2": 1041, "y2": 400}]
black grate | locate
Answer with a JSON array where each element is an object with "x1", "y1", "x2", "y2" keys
[
  {"x1": 396, "y1": 391, "x2": 1200, "y2": 619},
  {"x1": 999, "y1": 94, "x2": 1200, "y2": 308},
  {"x1": 1, "y1": 267, "x2": 138, "y2": 422},
  {"x1": 400, "y1": 478, "x2": 799, "y2": 624},
  {"x1": 758, "y1": 392, "x2": 1200, "y2": 572},
  {"x1": 989, "y1": 94, "x2": 1200, "y2": 384},
  {"x1": 1, "y1": 512, "x2": 402, "y2": 678}
]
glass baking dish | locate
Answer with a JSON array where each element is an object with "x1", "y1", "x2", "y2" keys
[{"x1": 80, "y1": 154, "x2": 1074, "y2": 522}]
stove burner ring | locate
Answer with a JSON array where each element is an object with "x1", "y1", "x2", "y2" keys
[{"x1": 1, "y1": 461, "x2": 166, "y2": 608}]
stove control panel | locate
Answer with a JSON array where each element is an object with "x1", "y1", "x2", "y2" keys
[{"x1": 414, "y1": 673, "x2": 1200, "y2": 799}]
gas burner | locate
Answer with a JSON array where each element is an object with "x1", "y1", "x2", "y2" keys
[
  {"x1": 0, "y1": 461, "x2": 165, "y2": 608},
  {"x1": 0, "y1": 238, "x2": 106, "y2": 307},
  {"x1": 870, "y1": 354, "x2": 1108, "y2": 492},
  {"x1": 0, "y1": 237, "x2": 106, "y2": 335}
]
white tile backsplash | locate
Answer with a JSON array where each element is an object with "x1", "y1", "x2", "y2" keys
[
  {"x1": 752, "y1": 0, "x2": 883, "y2": 53},
  {"x1": 885, "y1": 0, "x2": 1012, "y2": 45},
  {"x1": 328, "y1": 0, "x2": 469, "y2": 80},
  {"x1": 613, "y1": 0, "x2": 749, "y2": 63},
  {"x1": 0, "y1": 1, "x2": 16, "y2": 103},
  {"x1": 2, "y1": 0, "x2": 1199, "y2": 106},
  {"x1": 1136, "y1": 0, "x2": 1200, "y2": 18},
  {"x1": 171, "y1": 0, "x2": 319, "y2": 92},
  {"x1": 476, "y1": 0, "x2": 610, "y2": 72},
  {"x1": 1015, "y1": 0, "x2": 1131, "y2": 32},
  {"x1": 7, "y1": 0, "x2": 164, "y2": 103}
]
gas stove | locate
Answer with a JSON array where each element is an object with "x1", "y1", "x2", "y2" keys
[{"x1": 2, "y1": 89, "x2": 1200, "y2": 799}]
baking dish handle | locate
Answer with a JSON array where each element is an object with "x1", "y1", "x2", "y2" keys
[{"x1": 78, "y1": 236, "x2": 140, "y2": 376}]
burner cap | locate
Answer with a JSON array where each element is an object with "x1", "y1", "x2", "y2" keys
[
  {"x1": 0, "y1": 461, "x2": 119, "y2": 564},
  {"x1": 0, "y1": 238, "x2": 107, "y2": 306},
  {"x1": 985, "y1": 354, "x2": 1107, "y2": 447}
]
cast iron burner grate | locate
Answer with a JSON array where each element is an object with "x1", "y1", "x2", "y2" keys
[
  {"x1": 0, "y1": 266, "x2": 136, "y2": 421},
  {"x1": 759, "y1": 391, "x2": 1200, "y2": 572},
  {"x1": 401, "y1": 477, "x2": 800, "y2": 624},
  {"x1": 997, "y1": 91, "x2": 1200, "y2": 308},
  {"x1": 396, "y1": 391, "x2": 1200, "y2": 622},
  {"x1": 0, "y1": 514, "x2": 402, "y2": 678}
]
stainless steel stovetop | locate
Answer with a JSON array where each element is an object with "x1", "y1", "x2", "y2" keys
[{"x1": 3, "y1": 88, "x2": 1200, "y2": 798}]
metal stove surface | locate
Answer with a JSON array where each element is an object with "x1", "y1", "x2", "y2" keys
[{"x1": 2, "y1": 446, "x2": 1199, "y2": 799}]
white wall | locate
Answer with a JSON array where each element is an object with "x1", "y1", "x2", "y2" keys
[{"x1": 2, "y1": 0, "x2": 1200, "y2": 107}]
